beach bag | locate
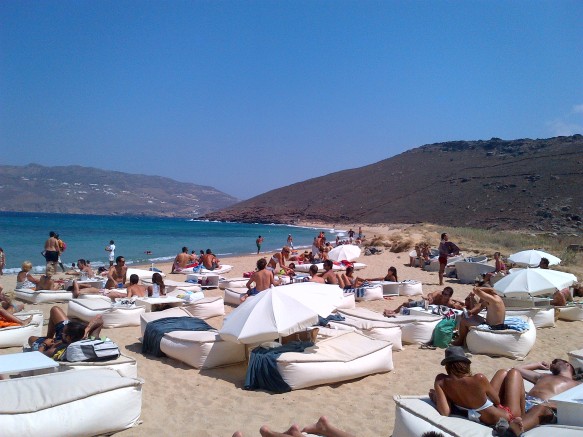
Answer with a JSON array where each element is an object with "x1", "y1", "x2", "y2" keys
[
  {"x1": 65, "y1": 338, "x2": 120, "y2": 362},
  {"x1": 431, "y1": 318, "x2": 456, "y2": 349}
]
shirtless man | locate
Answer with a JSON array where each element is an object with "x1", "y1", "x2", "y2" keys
[
  {"x1": 383, "y1": 287, "x2": 464, "y2": 317},
  {"x1": 105, "y1": 256, "x2": 128, "y2": 289},
  {"x1": 70, "y1": 259, "x2": 94, "y2": 278},
  {"x1": 125, "y1": 274, "x2": 149, "y2": 298},
  {"x1": 321, "y1": 260, "x2": 339, "y2": 285},
  {"x1": 551, "y1": 287, "x2": 573, "y2": 306},
  {"x1": 202, "y1": 249, "x2": 221, "y2": 270},
  {"x1": 490, "y1": 358, "x2": 581, "y2": 435},
  {"x1": 172, "y1": 247, "x2": 191, "y2": 273},
  {"x1": 256, "y1": 236, "x2": 263, "y2": 254},
  {"x1": 43, "y1": 231, "x2": 61, "y2": 276},
  {"x1": 267, "y1": 247, "x2": 293, "y2": 275},
  {"x1": 320, "y1": 242, "x2": 332, "y2": 261},
  {"x1": 241, "y1": 258, "x2": 280, "y2": 302},
  {"x1": 308, "y1": 264, "x2": 325, "y2": 283},
  {"x1": 452, "y1": 286, "x2": 505, "y2": 346}
]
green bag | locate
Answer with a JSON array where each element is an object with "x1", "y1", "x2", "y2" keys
[{"x1": 432, "y1": 318, "x2": 457, "y2": 349}]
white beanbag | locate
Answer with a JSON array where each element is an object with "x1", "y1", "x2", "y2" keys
[
  {"x1": 455, "y1": 261, "x2": 495, "y2": 284},
  {"x1": 328, "y1": 313, "x2": 403, "y2": 351},
  {"x1": 219, "y1": 277, "x2": 248, "y2": 290},
  {"x1": 351, "y1": 283, "x2": 384, "y2": 301},
  {"x1": 393, "y1": 395, "x2": 583, "y2": 437},
  {"x1": 224, "y1": 287, "x2": 248, "y2": 306},
  {"x1": 15, "y1": 288, "x2": 73, "y2": 304},
  {"x1": 0, "y1": 311, "x2": 43, "y2": 348},
  {"x1": 126, "y1": 268, "x2": 165, "y2": 281},
  {"x1": 0, "y1": 369, "x2": 143, "y2": 437},
  {"x1": 336, "y1": 307, "x2": 441, "y2": 345},
  {"x1": 140, "y1": 306, "x2": 193, "y2": 337},
  {"x1": 466, "y1": 316, "x2": 536, "y2": 360},
  {"x1": 276, "y1": 331, "x2": 393, "y2": 390},
  {"x1": 336, "y1": 293, "x2": 356, "y2": 309},
  {"x1": 68, "y1": 297, "x2": 145, "y2": 328},
  {"x1": 160, "y1": 330, "x2": 245, "y2": 369},
  {"x1": 376, "y1": 280, "x2": 423, "y2": 296},
  {"x1": 557, "y1": 305, "x2": 583, "y2": 321},
  {"x1": 54, "y1": 354, "x2": 138, "y2": 379},
  {"x1": 507, "y1": 308, "x2": 555, "y2": 328},
  {"x1": 183, "y1": 296, "x2": 225, "y2": 319}
]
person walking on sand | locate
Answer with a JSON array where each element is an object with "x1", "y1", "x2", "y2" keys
[
  {"x1": 105, "y1": 240, "x2": 116, "y2": 267},
  {"x1": 256, "y1": 236, "x2": 263, "y2": 254},
  {"x1": 43, "y1": 231, "x2": 60, "y2": 276},
  {"x1": 0, "y1": 247, "x2": 5, "y2": 275},
  {"x1": 438, "y1": 233, "x2": 460, "y2": 285},
  {"x1": 56, "y1": 234, "x2": 66, "y2": 272},
  {"x1": 241, "y1": 258, "x2": 280, "y2": 302},
  {"x1": 287, "y1": 234, "x2": 294, "y2": 249}
]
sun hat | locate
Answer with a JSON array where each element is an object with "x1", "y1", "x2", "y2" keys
[{"x1": 441, "y1": 346, "x2": 471, "y2": 365}]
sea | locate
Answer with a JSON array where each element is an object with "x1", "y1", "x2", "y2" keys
[{"x1": 0, "y1": 212, "x2": 342, "y2": 273}]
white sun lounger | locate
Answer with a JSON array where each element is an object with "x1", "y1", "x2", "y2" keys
[
  {"x1": 0, "y1": 368, "x2": 143, "y2": 437},
  {"x1": 15, "y1": 288, "x2": 73, "y2": 304},
  {"x1": 0, "y1": 311, "x2": 43, "y2": 348},
  {"x1": 67, "y1": 297, "x2": 145, "y2": 328}
]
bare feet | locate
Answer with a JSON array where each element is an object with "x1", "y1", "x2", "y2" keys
[
  {"x1": 20, "y1": 315, "x2": 33, "y2": 326},
  {"x1": 303, "y1": 416, "x2": 356, "y2": 437},
  {"x1": 383, "y1": 309, "x2": 396, "y2": 317},
  {"x1": 232, "y1": 432, "x2": 243, "y2": 437},
  {"x1": 508, "y1": 416, "x2": 524, "y2": 436},
  {"x1": 259, "y1": 424, "x2": 303, "y2": 437}
]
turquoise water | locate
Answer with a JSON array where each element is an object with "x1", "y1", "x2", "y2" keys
[{"x1": 0, "y1": 212, "x2": 338, "y2": 273}]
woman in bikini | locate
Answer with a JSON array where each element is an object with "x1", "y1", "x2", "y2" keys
[{"x1": 430, "y1": 346, "x2": 520, "y2": 430}]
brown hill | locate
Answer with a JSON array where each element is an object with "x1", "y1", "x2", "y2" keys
[
  {"x1": 204, "y1": 135, "x2": 583, "y2": 232},
  {"x1": 0, "y1": 164, "x2": 238, "y2": 217}
]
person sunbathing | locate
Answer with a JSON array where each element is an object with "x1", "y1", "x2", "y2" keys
[
  {"x1": 28, "y1": 306, "x2": 103, "y2": 360},
  {"x1": 68, "y1": 259, "x2": 95, "y2": 278},
  {"x1": 171, "y1": 247, "x2": 191, "y2": 273},
  {"x1": 483, "y1": 252, "x2": 506, "y2": 285},
  {"x1": 366, "y1": 266, "x2": 398, "y2": 282},
  {"x1": 338, "y1": 266, "x2": 366, "y2": 289},
  {"x1": 0, "y1": 307, "x2": 33, "y2": 328},
  {"x1": 384, "y1": 287, "x2": 462, "y2": 317},
  {"x1": 105, "y1": 256, "x2": 128, "y2": 289},
  {"x1": 148, "y1": 272, "x2": 166, "y2": 297},
  {"x1": 241, "y1": 258, "x2": 280, "y2": 302},
  {"x1": 71, "y1": 274, "x2": 141, "y2": 300},
  {"x1": 232, "y1": 416, "x2": 356, "y2": 437},
  {"x1": 16, "y1": 261, "x2": 41, "y2": 289},
  {"x1": 550, "y1": 287, "x2": 573, "y2": 306},
  {"x1": 201, "y1": 249, "x2": 221, "y2": 271},
  {"x1": 451, "y1": 286, "x2": 505, "y2": 347},
  {"x1": 490, "y1": 358, "x2": 581, "y2": 435},
  {"x1": 0, "y1": 285, "x2": 24, "y2": 314},
  {"x1": 321, "y1": 260, "x2": 339, "y2": 285},
  {"x1": 430, "y1": 346, "x2": 515, "y2": 428}
]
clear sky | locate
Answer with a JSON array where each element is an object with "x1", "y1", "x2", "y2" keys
[{"x1": 1, "y1": 1, "x2": 582, "y2": 200}]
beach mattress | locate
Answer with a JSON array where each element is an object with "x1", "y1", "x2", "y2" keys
[
  {"x1": 328, "y1": 312, "x2": 403, "y2": 351},
  {"x1": 466, "y1": 316, "x2": 536, "y2": 360},
  {"x1": 55, "y1": 353, "x2": 138, "y2": 378},
  {"x1": 336, "y1": 307, "x2": 441, "y2": 345},
  {"x1": 141, "y1": 278, "x2": 201, "y2": 293},
  {"x1": 15, "y1": 288, "x2": 73, "y2": 304},
  {"x1": 276, "y1": 331, "x2": 393, "y2": 390},
  {"x1": 454, "y1": 261, "x2": 495, "y2": 284},
  {"x1": 557, "y1": 305, "x2": 583, "y2": 321},
  {"x1": 568, "y1": 349, "x2": 583, "y2": 372},
  {"x1": 376, "y1": 280, "x2": 423, "y2": 296},
  {"x1": 140, "y1": 306, "x2": 193, "y2": 337},
  {"x1": 183, "y1": 296, "x2": 225, "y2": 319},
  {"x1": 126, "y1": 268, "x2": 165, "y2": 281},
  {"x1": 0, "y1": 368, "x2": 143, "y2": 437},
  {"x1": 160, "y1": 330, "x2": 246, "y2": 369},
  {"x1": 219, "y1": 277, "x2": 248, "y2": 290},
  {"x1": 336, "y1": 293, "x2": 356, "y2": 309},
  {"x1": 393, "y1": 395, "x2": 583, "y2": 437},
  {"x1": 506, "y1": 307, "x2": 555, "y2": 328},
  {"x1": 424, "y1": 254, "x2": 464, "y2": 272},
  {"x1": 68, "y1": 297, "x2": 145, "y2": 328},
  {"x1": 0, "y1": 311, "x2": 43, "y2": 348},
  {"x1": 224, "y1": 287, "x2": 248, "y2": 306}
]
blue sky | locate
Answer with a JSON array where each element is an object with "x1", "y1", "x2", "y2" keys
[{"x1": 1, "y1": 1, "x2": 582, "y2": 200}]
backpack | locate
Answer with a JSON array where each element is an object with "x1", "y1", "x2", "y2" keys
[
  {"x1": 431, "y1": 317, "x2": 457, "y2": 349},
  {"x1": 65, "y1": 338, "x2": 120, "y2": 362}
]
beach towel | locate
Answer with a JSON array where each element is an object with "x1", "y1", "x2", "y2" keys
[
  {"x1": 477, "y1": 317, "x2": 530, "y2": 333},
  {"x1": 142, "y1": 317, "x2": 213, "y2": 357},
  {"x1": 318, "y1": 314, "x2": 345, "y2": 326},
  {"x1": 244, "y1": 341, "x2": 314, "y2": 393}
]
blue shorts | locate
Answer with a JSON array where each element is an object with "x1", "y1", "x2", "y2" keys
[
  {"x1": 247, "y1": 288, "x2": 260, "y2": 297},
  {"x1": 31, "y1": 320, "x2": 68, "y2": 350}
]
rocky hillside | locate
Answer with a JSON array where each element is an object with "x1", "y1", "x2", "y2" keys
[
  {"x1": 0, "y1": 164, "x2": 238, "y2": 217},
  {"x1": 204, "y1": 135, "x2": 583, "y2": 232}
]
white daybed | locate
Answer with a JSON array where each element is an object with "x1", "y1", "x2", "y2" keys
[
  {"x1": 328, "y1": 312, "x2": 403, "y2": 351},
  {"x1": 126, "y1": 268, "x2": 165, "y2": 281},
  {"x1": 56, "y1": 354, "x2": 138, "y2": 378},
  {"x1": 141, "y1": 278, "x2": 201, "y2": 293},
  {"x1": 372, "y1": 280, "x2": 423, "y2": 296},
  {"x1": 219, "y1": 277, "x2": 249, "y2": 290},
  {"x1": 179, "y1": 265, "x2": 233, "y2": 274},
  {"x1": 454, "y1": 260, "x2": 495, "y2": 284},
  {"x1": 183, "y1": 296, "x2": 225, "y2": 319},
  {"x1": 424, "y1": 254, "x2": 465, "y2": 272},
  {"x1": 336, "y1": 307, "x2": 441, "y2": 345},
  {"x1": 224, "y1": 287, "x2": 248, "y2": 306},
  {"x1": 0, "y1": 310, "x2": 43, "y2": 348},
  {"x1": 466, "y1": 316, "x2": 536, "y2": 360},
  {"x1": 67, "y1": 297, "x2": 145, "y2": 328},
  {"x1": 160, "y1": 330, "x2": 246, "y2": 369},
  {"x1": 506, "y1": 307, "x2": 555, "y2": 328},
  {"x1": 393, "y1": 395, "x2": 583, "y2": 437},
  {"x1": 275, "y1": 331, "x2": 393, "y2": 390},
  {"x1": 140, "y1": 306, "x2": 193, "y2": 337},
  {"x1": 0, "y1": 369, "x2": 143, "y2": 437},
  {"x1": 15, "y1": 288, "x2": 73, "y2": 304}
]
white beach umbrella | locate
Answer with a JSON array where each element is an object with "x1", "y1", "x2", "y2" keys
[
  {"x1": 493, "y1": 268, "x2": 577, "y2": 298},
  {"x1": 328, "y1": 244, "x2": 361, "y2": 262},
  {"x1": 219, "y1": 283, "x2": 343, "y2": 344},
  {"x1": 508, "y1": 250, "x2": 561, "y2": 268}
]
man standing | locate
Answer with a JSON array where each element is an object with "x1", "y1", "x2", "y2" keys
[
  {"x1": 438, "y1": 233, "x2": 459, "y2": 285},
  {"x1": 348, "y1": 229, "x2": 355, "y2": 244},
  {"x1": 44, "y1": 231, "x2": 60, "y2": 276},
  {"x1": 105, "y1": 240, "x2": 116, "y2": 267},
  {"x1": 256, "y1": 236, "x2": 263, "y2": 254},
  {"x1": 287, "y1": 234, "x2": 294, "y2": 249}
]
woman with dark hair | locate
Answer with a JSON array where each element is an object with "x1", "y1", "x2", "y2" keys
[
  {"x1": 149, "y1": 272, "x2": 166, "y2": 297},
  {"x1": 366, "y1": 266, "x2": 398, "y2": 282},
  {"x1": 430, "y1": 347, "x2": 518, "y2": 428}
]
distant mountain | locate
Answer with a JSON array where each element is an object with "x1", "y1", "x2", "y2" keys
[
  {"x1": 0, "y1": 164, "x2": 238, "y2": 217},
  {"x1": 204, "y1": 135, "x2": 583, "y2": 232}
]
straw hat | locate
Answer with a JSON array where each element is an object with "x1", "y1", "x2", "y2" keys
[{"x1": 441, "y1": 346, "x2": 471, "y2": 365}]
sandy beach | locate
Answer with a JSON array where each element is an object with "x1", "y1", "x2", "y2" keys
[{"x1": 1, "y1": 223, "x2": 581, "y2": 437}]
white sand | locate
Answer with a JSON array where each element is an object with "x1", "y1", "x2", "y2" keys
[{"x1": 1, "y1": 224, "x2": 580, "y2": 436}]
